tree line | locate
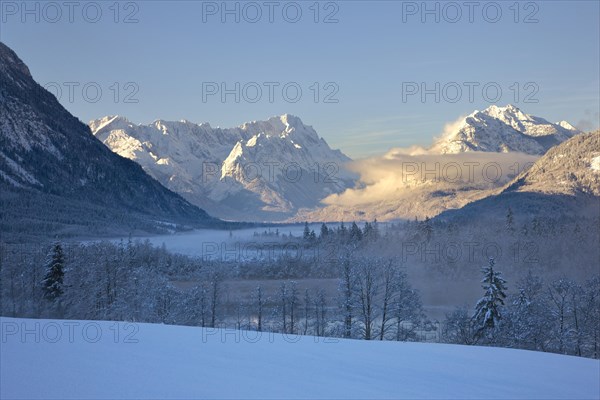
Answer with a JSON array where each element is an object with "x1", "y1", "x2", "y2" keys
[{"x1": 1, "y1": 212, "x2": 598, "y2": 359}]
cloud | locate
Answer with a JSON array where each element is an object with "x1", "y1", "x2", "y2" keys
[
  {"x1": 433, "y1": 114, "x2": 469, "y2": 143},
  {"x1": 323, "y1": 112, "x2": 541, "y2": 208},
  {"x1": 323, "y1": 151, "x2": 539, "y2": 207}
]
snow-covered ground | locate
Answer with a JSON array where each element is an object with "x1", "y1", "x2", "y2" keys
[{"x1": 1, "y1": 317, "x2": 598, "y2": 399}]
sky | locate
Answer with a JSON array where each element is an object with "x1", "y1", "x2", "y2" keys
[{"x1": 1, "y1": 0, "x2": 599, "y2": 158}]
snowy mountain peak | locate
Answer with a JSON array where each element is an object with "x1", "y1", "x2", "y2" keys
[
  {"x1": 152, "y1": 120, "x2": 174, "y2": 135},
  {"x1": 431, "y1": 105, "x2": 581, "y2": 155},
  {"x1": 89, "y1": 114, "x2": 353, "y2": 221},
  {"x1": 88, "y1": 115, "x2": 132, "y2": 134},
  {"x1": 557, "y1": 120, "x2": 578, "y2": 131},
  {"x1": 486, "y1": 103, "x2": 520, "y2": 113},
  {"x1": 482, "y1": 104, "x2": 528, "y2": 123},
  {"x1": 279, "y1": 113, "x2": 303, "y2": 128}
]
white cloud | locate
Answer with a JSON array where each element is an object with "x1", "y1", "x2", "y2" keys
[{"x1": 323, "y1": 151, "x2": 538, "y2": 207}]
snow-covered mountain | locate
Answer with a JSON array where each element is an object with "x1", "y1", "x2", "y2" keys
[
  {"x1": 293, "y1": 106, "x2": 583, "y2": 222},
  {"x1": 90, "y1": 115, "x2": 354, "y2": 221},
  {"x1": 438, "y1": 131, "x2": 600, "y2": 221},
  {"x1": 505, "y1": 130, "x2": 600, "y2": 196},
  {"x1": 430, "y1": 104, "x2": 581, "y2": 154},
  {"x1": 91, "y1": 104, "x2": 582, "y2": 223},
  {"x1": 0, "y1": 42, "x2": 216, "y2": 239}
]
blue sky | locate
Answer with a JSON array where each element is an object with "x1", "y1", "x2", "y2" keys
[{"x1": 2, "y1": 1, "x2": 598, "y2": 158}]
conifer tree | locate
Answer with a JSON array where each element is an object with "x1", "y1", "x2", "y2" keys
[
  {"x1": 42, "y1": 242, "x2": 65, "y2": 301},
  {"x1": 320, "y1": 223, "x2": 329, "y2": 239},
  {"x1": 303, "y1": 222, "x2": 311, "y2": 240},
  {"x1": 506, "y1": 207, "x2": 515, "y2": 234},
  {"x1": 422, "y1": 216, "x2": 433, "y2": 242},
  {"x1": 350, "y1": 222, "x2": 363, "y2": 242},
  {"x1": 472, "y1": 258, "x2": 507, "y2": 340}
]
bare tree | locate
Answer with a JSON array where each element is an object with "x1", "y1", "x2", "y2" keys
[
  {"x1": 234, "y1": 297, "x2": 246, "y2": 330},
  {"x1": 581, "y1": 277, "x2": 600, "y2": 358},
  {"x1": 314, "y1": 289, "x2": 327, "y2": 337},
  {"x1": 289, "y1": 281, "x2": 298, "y2": 334},
  {"x1": 339, "y1": 254, "x2": 356, "y2": 338},
  {"x1": 208, "y1": 269, "x2": 223, "y2": 328},
  {"x1": 279, "y1": 281, "x2": 288, "y2": 333},
  {"x1": 198, "y1": 284, "x2": 208, "y2": 327},
  {"x1": 254, "y1": 285, "x2": 264, "y2": 332},
  {"x1": 569, "y1": 282, "x2": 584, "y2": 357},
  {"x1": 356, "y1": 258, "x2": 379, "y2": 340},
  {"x1": 302, "y1": 288, "x2": 311, "y2": 335},
  {"x1": 442, "y1": 307, "x2": 476, "y2": 345},
  {"x1": 547, "y1": 279, "x2": 573, "y2": 354},
  {"x1": 394, "y1": 272, "x2": 424, "y2": 342},
  {"x1": 379, "y1": 259, "x2": 398, "y2": 340}
]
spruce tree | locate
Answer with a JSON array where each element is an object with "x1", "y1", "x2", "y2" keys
[
  {"x1": 320, "y1": 223, "x2": 329, "y2": 239},
  {"x1": 42, "y1": 242, "x2": 65, "y2": 301},
  {"x1": 506, "y1": 207, "x2": 515, "y2": 233},
  {"x1": 350, "y1": 222, "x2": 363, "y2": 242},
  {"x1": 303, "y1": 222, "x2": 311, "y2": 240},
  {"x1": 472, "y1": 257, "x2": 507, "y2": 339},
  {"x1": 362, "y1": 222, "x2": 372, "y2": 239},
  {"x1": 422, "y1": 216, "x2": 433, "y2": 241},
  {"x1": 371, "y1": 219, "x2": 380, "y2": 240},
  {"x1": 339, "y1": 221, "x2": 347, "y2": 240}
]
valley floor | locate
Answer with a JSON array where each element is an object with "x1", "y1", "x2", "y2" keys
[{"x1": 1, "y1": 317, "x2": 599, "y2": 399}]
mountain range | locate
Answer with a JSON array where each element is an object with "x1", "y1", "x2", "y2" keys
[
  {"x1": 90, "y1": 114, "x2": 354, "y2": 221},
  {"x1": 1, "y1": 40, "x2": 595, "y2": 235},
  {"x1": 0, "y1": 42, "x2": 218, "y2": 241},
  {"x1": 293, "y1": 105, "x2": 586, "y2": 222},
  {"x1": 92, "y1": 105, "x2": 583, "y2": 222}
]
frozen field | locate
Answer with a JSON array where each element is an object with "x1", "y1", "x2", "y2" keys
[{"x1": 1, "y1": 317, "x2": 598, "y2": 399}]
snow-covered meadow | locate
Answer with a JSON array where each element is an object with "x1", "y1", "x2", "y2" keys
[{"x1": 1, "y1": 317, "x2": 598, "y2": 399}]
